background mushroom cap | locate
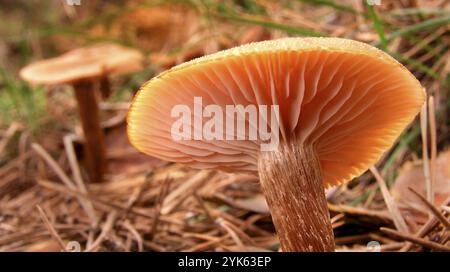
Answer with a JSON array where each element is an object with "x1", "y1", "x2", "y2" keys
[
  {"x1": 127, "y1": 37, "x2": 425, "y2": 187},
  {"x1": 20, "y1": 43, "x2": 144, "y2": 85}
]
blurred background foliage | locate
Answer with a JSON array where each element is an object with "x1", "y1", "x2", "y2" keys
[{"x1": 1, "y1": 0, "x2": 448, "y2": 175}]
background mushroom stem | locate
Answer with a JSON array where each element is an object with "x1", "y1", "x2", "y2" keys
[
  {"x1": 258, "y1": 142, "x2": 335, "y2": 252},
  {"x1": 99, "y1": 75, "x2": 111, "y2": 99},
  {"x1": 73, "y1": 80, "x2": 106, "y2": 183}
]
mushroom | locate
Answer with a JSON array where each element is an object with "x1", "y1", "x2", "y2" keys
[
  {"x1": 21, "y1": 43, "x2": 144, "y2": 183},
  {"x1": 127, "y1": 38, "x2": 425, "y2": 251}
]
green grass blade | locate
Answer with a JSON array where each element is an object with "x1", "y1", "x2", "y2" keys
[
  {"x1": 388, "y1": 7, "x2": 450, "y2": 17},
  {"x1": 389, "y1": 51, "x2": 439, "y2": 79},
  {"x1": 378, "y1": 14, "x2": 450, "y2": 46},
  {"x1": 367, "y1": 3, "x2": 387, "y2": 50},
  {"x1": 298, "y1": 0, "x2": 358, "y2": 14},
  {"x1": 215, "y1": 3, "x2": 325, "y2": 37}
]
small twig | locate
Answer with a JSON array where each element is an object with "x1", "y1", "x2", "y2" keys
[
  {"x1": 63, "y1": 135, "x2": 87, "y2": 194},
  {"x1": 420, "y1": 101, "x2": 433, "y2": 204},
  {"x1": 216, "y1": 218, "x2": 246, "y2": 251},
  {"x1": 379, "y1": 242, "x2": 406, "y2": 252},
  {"x1": 122, "y1": 172, "x2": 153, "y2": 220},
  {"x1": 143, "y1": 240, "x2": 166, "y2": 252},
  {"x1": 380, "y1": 227, "x2": 450, "y2": 252},
  {"x1": 441, "y1": 206, "x2": 450, "y2": 214},
  {"x1": 400, "y1": 217, "x2": 439, "y2": 252},
  {"x1": 334, "y1": 234, "x2": 370, "y2": 245},
  {"x1": 400, "y1": 197, "x2": 450, "y2": 251},
  {"x1": 212, "y1": 209, "x2": 272, "y2": 237},
  {"x1": 36, "y1": 205, "x2": 67, "y2": 252},
  {"x1": 0, "y1": 169, "x2": 19, "y2": 191},
  {"x1": 221, "y1": 219, "x2": 256, "y2": 246},
  {"x1": 38, "y1": 179, "x2": 155, "y2": 221},
  {"x1": 330, "y1": 213, "x2": 345, "y2": 225},
  {"x1": 18, "y1": 131, "x2": 29, "y2": 182},
  {"x1": 161, "y1": 170, "x2": 213, "y2": 214},
  {"x1": 332, "y1": 220, "x2": 345, "y2": 229},
  {"x1": 99, "y1": 102, "x2": 131, "y2": 111},
  {"x1": 33, "y1": 142, "x2": 98, "y2": 224},
  {"x1": 408, "y1": 187, "x2": 450, "y2": 230},
  {"x1": 184, "y1": 235, "x2": 230, "y2": 252},
  {"x1": 0, "y1": 122, "x2": 21, "y2": 157},
  {"x1": 85, "y1": 211, "x2": 117, "y2": 252},
  {"x1": 86, "y1": 229, "x2": 95, "y2": 250},
  {"x1": 193, "y1": 192, "x2": 214, "y2": 223},
  {"x1": 63, "y1": 135, "x2": 97, "y2": 224},
  {"x1": 63, "y1": 134, "x2": 98, "y2": 250},
  {"x1": 101, "y1": 111, "x2": 127, "y2": 129},
  {"x1": 32, "y1": 143, "x2": 76, "y2": 190},
  {"x1": 150, "y1": 177, "x2": 172, "y2": 240},
  {"x1": 122, "y1": 220, "x2": 144, "y2": 252},
  {"x1": 370, "y1": 166, "x2": 409, "y2": 234},
  {"x1": 0, "y1": 151, "x2": 31, "y2": 178},
  {"x1": 428, "y1": 96, "x2": 437, "y2": 205},
  {"x1": 368, "y1": 233, "x2": 397, "y2": 245}
]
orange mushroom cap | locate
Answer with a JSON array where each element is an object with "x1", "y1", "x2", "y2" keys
[
  {"x1": 127, "y1": 37, "x2": 425, "y2": 187},
  {"x1": 20, "y1": 43, "x2": 144, "y2": 85}
]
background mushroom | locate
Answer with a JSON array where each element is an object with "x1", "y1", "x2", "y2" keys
[
  {"x1": 127, "y1": 38, "x2": 425, "y2": 251},
  {"x1": 20, "y1": 43, "x2": 144, "y2": 183}
]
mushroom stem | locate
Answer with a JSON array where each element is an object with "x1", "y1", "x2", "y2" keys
[
  {"x1": 258, "y1": 142, "x2": 335, "y2": 252},
  {"x1": 73, "y1": 80, "x2": 106, "y2": 183},
  {"x1": 99, "y1": 75, "x2": 111, "y2": 99}
]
